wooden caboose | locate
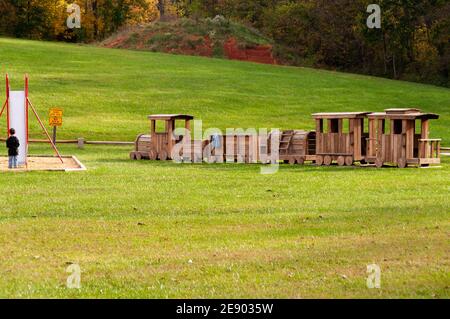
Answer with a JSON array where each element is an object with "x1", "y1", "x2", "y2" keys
[
  {"x1": 313, "y1": 112, "x2": 370, "y2": 166},
  {"x1": 366, "y1": 109, "x2": 440, "y2": 168},
  {"x1": 130, "y1": 114, "x2": 204, "y2": 161}
]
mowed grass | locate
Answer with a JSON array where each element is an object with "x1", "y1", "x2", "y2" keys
[
  {"x1": 0, "y1": 145, "x2": 448, "y2": 298},
  {"x1": 0, "y1": 38, "x2": 449, "y2": 298}
]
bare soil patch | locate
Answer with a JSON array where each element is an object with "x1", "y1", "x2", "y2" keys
[{"x1": 0, "y1": 156, "x2": 86, "y2": 172}]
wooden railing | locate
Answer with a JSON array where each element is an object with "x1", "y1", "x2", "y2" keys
[
  {"x1": 419, "y1": 139, "x2": 441, "y2": 159},
  {"x1": 0, "y1": 138, "x2": 134, "y2": 148}
]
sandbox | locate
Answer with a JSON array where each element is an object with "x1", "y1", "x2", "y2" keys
[{"x1": 0, "y1": 155, "x2": 86, "y2": 172}]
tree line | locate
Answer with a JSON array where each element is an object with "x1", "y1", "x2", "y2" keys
[
  {"x1": 0, "y1": 0, "x2": 448, "y2": 87},
  {"x1": 179, "y1": 0, "x2": 449, "y2": 87},
  {"x1": 0, "y1": 1, "x2": 164, "y2": 41}
]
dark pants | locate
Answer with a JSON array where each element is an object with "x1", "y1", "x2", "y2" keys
[{"x1": 8, "y1": 156, "x2": 18, "y2": 169}]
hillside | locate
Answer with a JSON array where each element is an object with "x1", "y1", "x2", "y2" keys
[
  {"x1": 0, "y1": 37, "x2": 449, "y2": 143},
  {"x1": 102, "y1": 17, "x2": 277, "y2": 65}
]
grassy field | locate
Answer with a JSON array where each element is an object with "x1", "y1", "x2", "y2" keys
[{"x1": 0, "y1": 38, "x2": 449, "y2": 298}]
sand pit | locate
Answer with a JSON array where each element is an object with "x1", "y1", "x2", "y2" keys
[{"x1": 0, "y1": 156, "x2": 86, "y2": 172}]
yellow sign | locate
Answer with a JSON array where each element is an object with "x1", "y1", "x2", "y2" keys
[{"x1": 49, "y1": 108, "x2": 63, "y2": 127}]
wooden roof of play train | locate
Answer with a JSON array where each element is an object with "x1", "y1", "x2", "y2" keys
[{"x1": 130, "y1": 108, "x2": 441, "y2": 168}]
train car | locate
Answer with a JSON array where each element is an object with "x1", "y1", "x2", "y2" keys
[
  {"x1": 206, "y1": 130, "x2": 316, "y2": 164},
  {"x1": 312, "y1": 112, "x2": 370, "y2": 166},
  {"x1": 279, "y1": 130, "x2": 316, "y2": 164},
  {"x1": 366, "y1": 108, "x2": 441, "y2": 168},
  {"x1": 207, "y1": 133, "x2": 261, "y2": 164},
  {"x1": 130, "y1": 114, "x2": 206, "y2": 162}
]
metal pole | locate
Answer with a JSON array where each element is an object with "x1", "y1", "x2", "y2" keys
[
  {"x1": 5, "y1": 74, "x2": 10, "y2": 136},
  {"x1": 52, "y1": 126, "x2": 57, "y2": 145}
]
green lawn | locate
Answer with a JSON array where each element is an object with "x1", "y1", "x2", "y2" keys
[{"x1": 0, "y1": 38, "x2": 449, "y2": 298}]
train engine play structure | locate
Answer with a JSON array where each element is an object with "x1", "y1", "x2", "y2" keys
[
  {"x1": 131, "y1": 108, "x2": 441, "y2": 168},
  {"x1": 129, "y1": 114, "x2": 207, "y2": 162}
]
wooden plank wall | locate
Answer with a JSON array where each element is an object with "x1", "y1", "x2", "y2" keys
[
  {"x1": 381, "y1": 134, "x2": 403, "y2": 163},
  {"x1": 289, "y1": 132, "x2": 308, "y2": 156},
  {"x1": 315, "y1": 118, "x2": 364, "y2": 159},
  {"x1": 152, "y1": 133, "x2": 169, "y2": 153},
  {"x1": 224, "y1": 135, "x2": 260, "y2": 162},
  {"x1": 137, "y1": 135, "x2": 152, "y2": 153},
  {"x1": 317, "y1": 133, "x2": 351, "y2": 155}
]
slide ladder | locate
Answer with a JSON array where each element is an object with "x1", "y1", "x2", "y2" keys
[{"x1": 280, "y1": 130, "x2": 294, "y2": 155}]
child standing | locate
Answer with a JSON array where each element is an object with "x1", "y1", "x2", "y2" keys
[{"x1": 6, "y1": 128, "x2": 20, "y2": 169}]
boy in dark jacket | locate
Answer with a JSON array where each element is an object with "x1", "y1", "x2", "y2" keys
[{"x1": 6, "y1": 128, "x2": 20, "y2": 169}]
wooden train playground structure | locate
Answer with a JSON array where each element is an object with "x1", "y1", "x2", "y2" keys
[
  {"x1": 0, "y1": 74, "x2": 85, "y2": 171},
  {"x1": 130, "y1": 109, "x2": 442, "y2": 168}
]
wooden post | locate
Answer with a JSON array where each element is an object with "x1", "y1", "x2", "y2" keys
[
  {"x1": 167, "y1": 119, "x2": 173, "y2": 153},
  {"x1": 437, "y1": 141, "x2": 441, "y2": 158},
  {"x1": 377, "y1": 119, "x2": 384, "y2": 160},
  {"x1": 151, "y1": 120, "x2": 156, "y2": 149},
  {"x1": 430, "y1": 142, "x2": 434, "y2": 158},
  {"x1": 316, "y1": 119, "x2": 323, "y2": 155},
  {"x1": 368, "y1": 119, "x2": 375, "y2": 157},
  {"x1": 338, "y1": 119, "x2": 343, "y2": 133},
  {"x1": 353, "y1": 118, "x2": 361, "y2": 159},
  {"x1": 151, "y1": 120, "x2": 156, "y2": 134},
  {"x1": 421, "y1": 119, "x2": 429, "y2": 139},
  {"x1": 77, "y1": 137, "x2": 85, "y2": 149},
  {"x1": 390, "y1": 119, "x2": 395, "y2": 161},
  {"x1": 401, "y1": 119, "x2": 407, "y2": 162},
  {"x1": 183, "y1": 120, "x2": 191, "y2": 161},
  {"x1": 349, "y1": 118, "x2": 355, "y2": 155},
  {"x1": 421, "y1": 119, "x2": 429, "y2": 158},
  {"x1": 405, "y1": 120, "x2": 414, "y2": 159}
]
